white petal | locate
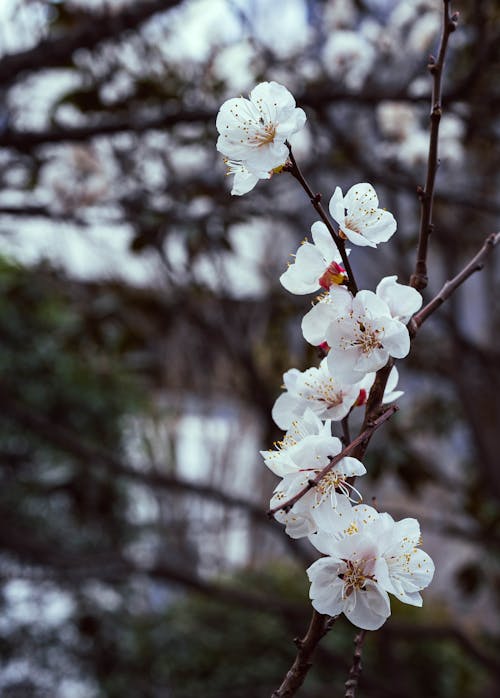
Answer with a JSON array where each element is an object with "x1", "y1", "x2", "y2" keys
[
  {"x1": 250, "y1": 81, "x2": 295, "y2": 113},
  {"x1": 344, "y1": 182, "x2": 379, "y2": 212},
  {"x1": 345, "y1": 583, "x2": 391, "y2": 630},
  {"x1": 310, "y1": 221, "x2": 340, "y2": 261},
  {"x1": 276, "y1": 108, "x2": 307, "y2": 138},
  {"x1": 382, "y1": 321, "x2": 410, "y2": 359},
  {"x1": 353, "y1": 290, "x2": 390, "y2": 319},
  {"x1": 301, "y1": 301, "x2": 336, "y2": 346},
  {"x1": 343, "y1": 226, "x2": 378, "y2": 247},
  {"x1": 272, "y1": 392, "x2": 301, "y2": 429},
  {"x1": 326, "y1": 346, "x2": 360, "y2": 384},
  {"x1": 376, "y1": 276, "x2": 423, "y2": 323},
  {"x1": 231, "y1": 169, "x2": 260, "y2": 196},
  {"x1": 280, "y1": 243, "x2": 326, "y2": 294},
  {"x1": 328, "y1": 186, "x2": 346, "y2": 226},
  {"x1": 308, "y1": 559, "x2": 346, "y2": 616},
  {"x1": 338, "y1": 456, "x2": 366, "y2": 477}
]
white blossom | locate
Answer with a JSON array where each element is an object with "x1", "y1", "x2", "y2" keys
[
  {"x1": 280, "y1": 221, "x2": 348, "y2": 295},
  {"x1": 263, "y1": 412, "x2": 365, "y2": 539},
  {"x1": 375, "y1": 275, "x2": 422, "y2": 323},
  {"x1": 307, "y1": 499, "x2": 434, "y2": 629},
  {"x1": 260, "y1": 409, "x2": 337, "y2": 477},
  {"x1": 371, "y1": 513, "x2": 435, "y2": 607},
  {"x1": 271, "y1": 357, "x2": 361, "y2": 429},
  {"x1": 307, "y1": 507, "x2": 392, "y2": 629},
  {"x1": 216, "y1": 81, "x2": 306, "y2": 175},
  {"x1": 329, "y1": 183, "x2": 397, "y2": 247},
  {"x1": 301, "y1": 281, "x2": 420, "y2": 383},
  {"x1": 322, "y1": 31, "x2": 376, "y2": 91},
  {"x1": 271, "y1": 453, "x2": 364, "y2": 537}
]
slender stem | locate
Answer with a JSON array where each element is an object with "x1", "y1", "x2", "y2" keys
[
  {"x1": 285, "y1": 146, "x2": 358, "y2": 295},
  {"x1": 272, "y1": 611, "x2": 338, "y2": 698},
  {"x1": 410, "y1": 1, "x2": 458, "y2": 291},
  {"x1": 410, "y1": 232, "x2": 500, "y2": 334},
  {"x1": 344, "y1": 630, "x2": 368, "y2": 698},
  {"x1": 341, "y1": 415, "x2": 351, "y2": 446},
  {"x1": 267, "y1": 405, "x2": 397, "y2": 517}
]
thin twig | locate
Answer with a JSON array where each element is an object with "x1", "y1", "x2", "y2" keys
[
  {"x1": 341, "y1": 415, "x2": 351, "y2": 446},
  {"x1": 285, "y1": 146, "x2": 358, "y2": 295},
  {"x1": 344, "y1": 630, "x2": 368, "y2": 698},
  {"x1": 272, "y1": 611, "x2": 338, "y2": 697},
  {"x1": 267, "y1": 405, "x2": 397, "y2": 517},
  {"x1": 409, "y1": 232, "x2": 500, "y2": 334},
  {"x1": 410, "y1": 1, "x2": 459, "y2": 291}
]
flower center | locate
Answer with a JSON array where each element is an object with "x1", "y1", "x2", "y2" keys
[
  {"x1": 339, "y1": 559, "x2": 375, "y2": 598},
  {"x1": 250, "y1": 122, "x2": 277, "y2": 147},
  {"x1": 341, "y1": 218, "x2": 362, "y2": 237},
  {"x1": 303, "y1": 377, "x2": 344, "y2": 408},
  {"x1": 353, "y1": 320, "x2": 383, "y2": 354}
]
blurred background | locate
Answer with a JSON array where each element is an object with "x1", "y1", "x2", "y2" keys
[{"x1": 0, "y1": 0, "x2": 499, "y2": 696}]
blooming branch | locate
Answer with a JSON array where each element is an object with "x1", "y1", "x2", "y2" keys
[
  {"x1": 284, "y1": 146, "x2": 359, "y2": 295},
  {"x1": 267, "y1": 405, "x2": 398, "y2": 518}
]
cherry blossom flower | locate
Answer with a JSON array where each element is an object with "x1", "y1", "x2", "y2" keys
[
  {"x1": 280, "y1": 221, "x2": 348, "y2": 294},
  {"x1": 307, "y1": 517, "x2": 392, "y2": 629},
  {"x1": 262, "y1": 410, "x2": 366, "y2": 538},
  {"x1": 271, "y1": 358, "x2": 361, "y2": 429},
  {"x1": 371, "y1": 513, "x2": 435, "y2": 607},
  {"x1": 307, "y1": 499, "x2": 434, "y2": 629},
  {"x1": 302, "y1": 281, "x2": 421, "y2": 383},
  {"x1": 329, "y1": 183, "x2": 397, "y2": 247},
  {"x1": 260, "y1": 409, "x2": 338, "y2": 477},
  {"x1": 375, "y1": 275, "x2": 422, "y2": 323},
  {"x1": 301, "y1": 284, "x2": 354, "y2": 347},
  {"x1": 322, "y1": 31, "x2": 376, "y2": 91},
  {"x1": 271, "y1": 453, "x2": 364, "y2": 537},
  {"x1": 216, "y1": 81, "x2": 306, "y2": 176}
]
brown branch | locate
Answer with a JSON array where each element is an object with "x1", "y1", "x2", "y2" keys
[
  {"x1": 344, "y1": 630, "x2": 368, "y2": 698},
  {"x1": 272, "y1": 611, "x2": 338, "y2": 697},
  {"x1": 410, "y1": 1, "x2": 459, "y2": 291},
  {"x1": 409, "y1": 232, "x2": 500, "y2": 334},
  {"x1": 0, "y1": 0, "x2": 184, "y2": 88},
  {"x1": 267, "y1": 405, "x2": 397, "y2": 517},
  {"x1": 285, "y1": 146, "x2": 358, "y2": 295}
]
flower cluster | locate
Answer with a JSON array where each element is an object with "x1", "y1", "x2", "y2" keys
[{"x1": 217, "y1": 82, "x2": 434, "y2": 631}]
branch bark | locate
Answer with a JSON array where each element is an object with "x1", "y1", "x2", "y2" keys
[
  {"x1": 272, "y1": 611, "x2": 338, "y2": 697},
  {"x1": 410, "y1": 0, "x2": 459, "y2": 291},
  {"x1": 409, "y1": 232, "x2": 500, "y2": 334},
  {"x1": 285, "y1": 146, "x2": 358, "y2": 295},
  {"x1": 344, "y1": 630, "x2": 368, "y2": 698}
]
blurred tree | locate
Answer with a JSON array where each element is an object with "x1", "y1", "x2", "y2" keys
[{"x1": 0, "y1": 0, "x2": 499, "y2": 696}]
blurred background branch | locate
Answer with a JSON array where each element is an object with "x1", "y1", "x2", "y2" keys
[{"x1": 0, "y1": 0, "x2": 499, "y2": 696}]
